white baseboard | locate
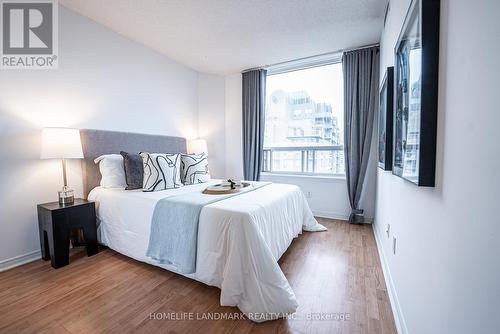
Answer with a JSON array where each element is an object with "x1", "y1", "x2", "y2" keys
[
  {"x1": 313, "y1": 210, "x2": 349, "y2": 221},
  {"x1": 313, "y1": 210, "x2": 373, "y2": 224},
  {"x1": 0, "y1": 250, "x2": 41, "y2": 272},
  {"x1": 372, "y1": 223, "x2": 408, "y2": 334}
]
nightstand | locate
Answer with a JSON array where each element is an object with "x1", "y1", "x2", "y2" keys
[{"x1": 37, "y1": 199, "x2": 98, "y2": 269}]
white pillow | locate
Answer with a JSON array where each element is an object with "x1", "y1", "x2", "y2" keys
[
  {"x1": 140, "y1": 152, "x2": 182, "y2": 191},
  {"x1": 181, "y1": 153, "x2": 210, "y2": 184},
  {"x1": 94, "y1": 154, "x2": 127, "y2": 188}
]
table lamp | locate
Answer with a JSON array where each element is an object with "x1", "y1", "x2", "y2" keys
[
  {"x1": 40, "y1": 128, "x2": 84, "y2": 205},
  {"x1": 188, "y1": 139, "x2": 208, "y2": 154}
]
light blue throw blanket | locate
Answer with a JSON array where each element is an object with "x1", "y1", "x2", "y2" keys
[{"x1": 146, "y1": 182, "x2": 270, "y2": 273}]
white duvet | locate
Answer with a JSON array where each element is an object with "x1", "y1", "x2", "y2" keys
[{"x1": 88, "y1": 180, "x2": 325, "y2": 322}]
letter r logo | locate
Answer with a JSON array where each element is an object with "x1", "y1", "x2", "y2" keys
[{"x1": 2, "y1": 2, "x2": 53, "y2": 54}]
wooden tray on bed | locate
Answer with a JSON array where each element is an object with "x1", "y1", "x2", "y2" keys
[{"x1": 203, "y1": 182, "x2": 251, "y2": 195}]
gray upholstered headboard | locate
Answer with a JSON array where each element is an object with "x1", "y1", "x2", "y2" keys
[{"x1": 80, "y1": 129, "x2": 187, "y2": 197}]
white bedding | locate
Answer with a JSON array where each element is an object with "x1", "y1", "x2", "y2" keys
[{"x1": 88, "y1": 180, "x2": 323, "y2": 322}]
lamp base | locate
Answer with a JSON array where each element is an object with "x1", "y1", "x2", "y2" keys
[{"x1": 58, "y1": 188, "x2": 74, "y2": 205}]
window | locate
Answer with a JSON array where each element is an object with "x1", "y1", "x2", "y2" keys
[{"x1": 262, "y1": 61, "x2": 345, "y2": 176}]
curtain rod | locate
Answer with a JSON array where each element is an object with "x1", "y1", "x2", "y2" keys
[{"x1": 242, "y1": 42, "x2": 380, "y2": 73}]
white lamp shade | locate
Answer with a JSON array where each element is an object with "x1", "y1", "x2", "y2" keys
[
  {"x1": 40, "y1": 128, "x2": 84, "y2": 159},
  {"x1": 188, "y1": 139, "x2": 208, "y2": 154}
]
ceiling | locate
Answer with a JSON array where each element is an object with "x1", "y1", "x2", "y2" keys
[{"x1": 60, "y1": 0, "x2": 387, "y2": 75}]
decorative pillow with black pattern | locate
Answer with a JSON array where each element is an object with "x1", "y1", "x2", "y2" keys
[
  {"x1": 140, "y1": 152, "x2": 182, "y2": 191},
  {"x1": 181, "y1": 153, "x2": 210, "y2": 185}
]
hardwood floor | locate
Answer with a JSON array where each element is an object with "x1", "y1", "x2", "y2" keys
[{"x1": 0, "y1": 218, "x2": 396, "y2": 334}]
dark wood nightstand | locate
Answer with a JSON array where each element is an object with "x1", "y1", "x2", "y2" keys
[{"x1": 37, "y1": 199, "x2": 98, "y2": 269}]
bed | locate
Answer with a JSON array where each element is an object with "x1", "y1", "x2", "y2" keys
[{"x1": 80, "y1": 129, "x2": 325, "y2": 322}]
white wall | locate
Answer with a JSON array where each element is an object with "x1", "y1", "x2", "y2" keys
[
  {"x1": 223, "y1": 73, "x2": 377, "y2": 220},
  {"x1": 374, "y1": 1, "x2": 500, "y2": 333},
  {"x1": 260, "y1": 174, "x2": 352, "y2": 219},
  {"x1": 0, "y1": 6, "x2": 199, "y2": 267},
  {"x1": 260, "y1": 171, "x2": 376, "y2": 220},
  {"x1": 198, "y1": 74, "x2": 226, "y2": 178}
]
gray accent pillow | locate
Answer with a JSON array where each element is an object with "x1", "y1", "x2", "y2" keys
[{"x1": 120, "y1": 151, "x2": 144, "y2": 190}]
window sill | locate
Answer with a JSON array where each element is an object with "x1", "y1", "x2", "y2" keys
[{"x1": 260, "y1": 172, "x2": 346, "y2": 183}]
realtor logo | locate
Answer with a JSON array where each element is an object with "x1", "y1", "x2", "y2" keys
[{"x1": 1, "y1": 0, "x2": 58, "y2": 69}]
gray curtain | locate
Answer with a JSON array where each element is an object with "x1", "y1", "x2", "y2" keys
[
  {"x1": 342, "y1": 46, "x2": 379, "y2": 224},
  {"x1": 242, "y1": 69, "x2": 267, "y2": 181}
]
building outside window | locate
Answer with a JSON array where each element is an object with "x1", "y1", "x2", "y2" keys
[{"x1": 262, "y1": 61, "x2": 345, "y2": 176}]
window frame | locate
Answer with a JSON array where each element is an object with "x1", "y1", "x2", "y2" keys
[{"x1": 263, "y1": 53, "x2": 345, "y2": 178}]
